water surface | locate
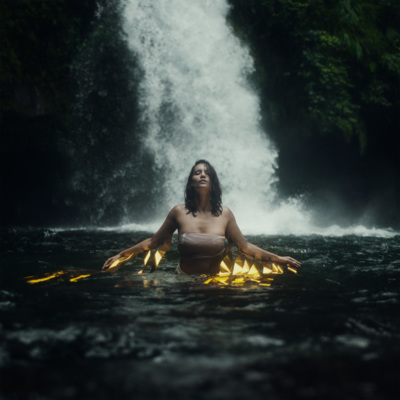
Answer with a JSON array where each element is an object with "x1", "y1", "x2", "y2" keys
[{"x1": 1, "y1": 229, "x2": 399, "y2": 399}]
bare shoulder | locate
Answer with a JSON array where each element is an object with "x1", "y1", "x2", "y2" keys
[
  {"x1": 170, "y1": 204, "x2": 186, "y2": 216},
  {"x1": 221, "y1": 206, "x2": 235, "y2": 220}
]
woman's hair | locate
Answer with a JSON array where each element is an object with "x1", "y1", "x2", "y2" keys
[{"x1": 184, "y1": 159, "x2": 222, "y2": 216}]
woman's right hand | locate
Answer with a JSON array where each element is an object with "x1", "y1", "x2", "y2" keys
[{"x1": 102, "y1": 254, "x2": 123, "y2": 272}]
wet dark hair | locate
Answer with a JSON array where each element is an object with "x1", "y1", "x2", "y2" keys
[{"x1": 184, "y1": 159, "x2": 222, "y2": 217}]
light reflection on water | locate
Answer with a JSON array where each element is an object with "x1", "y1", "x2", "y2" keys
[{"x1": 0, "y1": 229, "x2": 399, "y2": 400}]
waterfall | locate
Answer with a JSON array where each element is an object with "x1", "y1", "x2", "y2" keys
[
  {"x1": 121, "y1": 0, "x2": 310, "y2": 234},
  {"x1": 117, "y1": 0, "x2": 395, "y2": 237}
]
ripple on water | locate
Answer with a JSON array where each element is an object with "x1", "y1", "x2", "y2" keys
[
  {"x1": 241, "y1": 335, "x2": 285, "y2": 347},
  {"x1": 6, "y1": 326, "x2": 81, "y2": 345},
  {"x1": 0, "y1": 301, "x2": 16, "y2": 311},
  {"x1": 335, "y1": 335, "x2": 370, "y2": 348}
]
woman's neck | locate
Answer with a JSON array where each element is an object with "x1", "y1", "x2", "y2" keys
[{"x1": 195, "y1": 192, "x2": 212, "y2": 213}]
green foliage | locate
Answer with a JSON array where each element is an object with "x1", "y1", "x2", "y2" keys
[
  {"x1": 228, "y1": 0, "x2": 400, "y2": 153},
  {"x1": 0, "y1": 0, "x2": 96, "y2": 118},
  {"x1": 0, "y1": 0, "x2": 145, "y2": 225},
  {"x1": 300, "y1": 29, "x2": 361, "y2": 143}
]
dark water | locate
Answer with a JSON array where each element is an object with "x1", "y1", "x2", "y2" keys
[{"x1": 1, "y1": 229, "x2": 399, "y2": 400}]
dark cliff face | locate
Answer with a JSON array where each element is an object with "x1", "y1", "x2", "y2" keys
[
  {"x1": 0, "y1": 113, "x2": 70, "y2": 226},
  {"x1": 227, "y1": 0, "x2": 400, "y2": 228},
  {"x1": 1, "y1": 0, "x2": 399, "y2": 229},
  {"x1": 0, "y1": 0, "x2": 147, "y2": 227}
]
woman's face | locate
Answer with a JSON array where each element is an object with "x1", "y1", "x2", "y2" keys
[{"x1": 191, "y1": 163, "x2": 210, "y2": 190}]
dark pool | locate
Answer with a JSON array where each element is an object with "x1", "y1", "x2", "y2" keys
[{"x1": 1, "y1": 229, "x2": 399, "y2": 400}]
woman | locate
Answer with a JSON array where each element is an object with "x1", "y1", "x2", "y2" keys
[{"x1": 102, "y1": 160, "x2": 301, "y2": 274}]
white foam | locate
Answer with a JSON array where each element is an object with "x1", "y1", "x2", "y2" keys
[{"x1": 92, "y1": 220, "x2": 397, "y2": 238}]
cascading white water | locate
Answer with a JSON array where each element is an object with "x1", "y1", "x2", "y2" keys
[
  {"x1": 122, "y1": 0, "x2": 305, "y2": 234},
  {"x1": 119, "y1": 0, "x2": 395, "y2": 237}
]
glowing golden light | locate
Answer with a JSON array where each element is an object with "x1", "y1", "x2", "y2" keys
[
  {"x1": 154, "y1": 251, "x2": 162, "y2": 266},
  {"x1": 232, "y1": 251, "x2": 244, "y2": 275},
  {"x1": 247, "y1": 264, "x2": 261, "y2": 277},
  {"x1": 25, "y1": 237, "x2": 174, "y2": 285},
  {"x1": 219, "y1": 261, "x2": 231, "y2": 275},
  {"x1": 108, "y1": 253, "x2": 135, "y2": 270},
  {"x1": 154, "y1": 238, "x2": 171, "y2": 266},
  {"x1": 25, "y1": 235, "x2": 298, "y2": 289},
  {"x1": 69, "y1": 274, "x2": 92, "y2": 282},
  {"x1": 26, "y1": 272, "x2": 66, "y2": 284},
  {"x1": 202, "y1": 246, "x2": 298, "y2": 287},
  {"x1": 241, "y1": 259, "x2": 251, "y2": 274},
  {"x1": 140, "y1": 236, "x2": 172, "y2": 274},
  {"x1": 263, "y1": 266, "x2": 273, "y2": 274},
  {"x1": 143, "y1": 251, "x2": 151, "y2": 266},
  {"x1": 26, "y1": 270, "x2": 93, "y2": 284}
]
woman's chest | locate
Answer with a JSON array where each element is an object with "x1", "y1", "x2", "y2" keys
[{"x1": 177, "y1": 212, "x2": 227, "y2": 235}]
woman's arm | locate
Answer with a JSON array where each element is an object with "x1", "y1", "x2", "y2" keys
[
  {"x1": 225, "y1": 208, "x2": 301, "y2": 269},
  {"x1": 101, "y1": 207, "x2": 179, "y2": 271}
]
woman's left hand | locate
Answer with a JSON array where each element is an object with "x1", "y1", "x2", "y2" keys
[{"x1": 277, "y1": 256, "x2": 301, "y2": 269}]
